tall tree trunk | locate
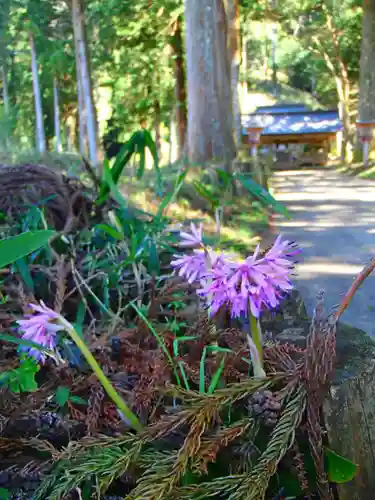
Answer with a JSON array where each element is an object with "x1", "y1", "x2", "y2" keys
[
  {"x1": 72, "y1": 0, "x2": 98, "y2": 166},
  {"x1": 313, "y1": 8, "x2": 354, "y2": 162},
  {"x1": 271, "y1": 24, "x2": 278, "y2": 95},
  {"x1": 29, "y1": 32, "x2": 46, "y2": 154},
  {"x1": 1, "y1": 65, "x2": 10, "y2": 148},
  {"x1": 170, "y1": 15, "x2": 187, "y2": 157},
  {"x1": 227, "y1": 0, "x2": 242, "y2": 146},
  {"x1": 184, "y1": 0, "x2": 235, "y2": 165},
  {"x1": 74, "y1": 36, "x2": 86, "y2": 155},
  {"x1": 154, "y1": 99, "x2": 161, "y2": 159},
  {"x1": 242, "y1": 33, "x2": 248, "y2": 94},
  {"x1": 359, "y1": 0, "x2": 375, "y2": 122},
  {"x1": 53, "y1": 77, "x2": 62, "y2": 153},
  {"x1": 1, "y1": 66, "x2": 9, "y2": 115},
  {"x1": 270, "y1": 0, "x2": 278, "y2": 94}
]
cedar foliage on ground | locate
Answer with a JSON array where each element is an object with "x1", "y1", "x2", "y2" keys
[{"x1": 0, "y1": 164, "x2": 339, "y2": 499}]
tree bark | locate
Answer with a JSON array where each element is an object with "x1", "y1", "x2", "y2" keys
[
  {"x1": 313, "y1": 12, "x2": 354, "y2": 163},
  {"x1": 1, "y1": 65, "x2": 10, "y2": 148},
  {"x1": 242, "y1": 33, "x2": 248, "y2": 94},
  {"x1": 29, "y1": 32, "x2": 46, "y2": 154},
  {"x1": 1, "y1": 66, "x2": 9, "y2": 115},
  {"x1": 184, "y1": 0, "x2": 235, "y2": 165},
  {"x1": 154, "y1": 99, "x2": 161, "y2": 159},
  {"x1": 74, "y1": 37, "x2": 86, "y2": 155},
  {"x1": 53, "y1": 77, "x2": 62, "y2": 153},
  {"x1": 170, "y1": 15, "x2": 187, "y2": 157},
  {"x1": 72, "y1": 0, "x2": 99, "y2": 166},
  {"x1": 226, "y1": 0, "x2": 242, "y2": 146},
  {"x1": 359, "y1": 0, "x2": 375, "y2": 122}
]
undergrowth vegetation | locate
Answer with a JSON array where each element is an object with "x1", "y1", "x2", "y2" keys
[{"x1": 0, "y1": 145, "x2": 360, "y2": 499}]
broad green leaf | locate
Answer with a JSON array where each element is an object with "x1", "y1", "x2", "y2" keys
[
  {"x1": 235, "y1": 173, "x2": 290, "y2": 218},
  {"x1": 55, "y1": 386, "x2": 71, "y2": 407},
  {"x1": 136, "y1": 142, "x2": 146, "y2": 180},
  {"x1": 6, "y1": 357, "x2": 40, "y2": 393},
  {"x1": 0, "y1": 230, "x2": 56, "y2": 269},
  {"x1": 143, "y1": 129, "x2": 159, "y2": 168},
  {"x1": 96, "y1": 223, "x2": 123, "y2": 241},
  {"x1": 193, "y1": 180, "x2": 219, "y2": 208},
  {"x1": 215, "y1": 168, "x2": 232, "y2": 188},
  {"x1": 69, "y1": 395, "x2": 88, "y2": 405},
  {"x1": 147, "y1": 240, "x2": 160, "y2": 274},
  {"x1": 156, "y1": 168, "x2": 188, "y2": 220},
  {"x1": 74, "y1": 301, "x2": 86, "y2": 336},
  {"x1": 0, "y1": 333, "x2": 56, "y2": 358},
  {"x1": 14, "y1": 257, "x2": 35, "y2": 293},
  {"x1": 0, "y1": 487, "x2": 9, "y2": 499},
  {"x1": 325, "y1": 447, "x2": 358, "y2": 483},
  {"x1": 102, "y1": 159, "x2": 128, "y2": 209},
  {"x1": 143, "y1": 129, "x2": 162, "y2": 194}
]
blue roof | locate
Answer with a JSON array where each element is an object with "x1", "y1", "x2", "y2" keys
[
  {"x1": 242, "y1": 110, "x2": 342, "y2": 136},
  {"x1": 255, "y1": 104, "x2": 310, "y2": 114}
]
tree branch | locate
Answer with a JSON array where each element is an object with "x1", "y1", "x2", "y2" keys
[{"x1": 335, "y1": 257, "x2": 375, "y2": 321}]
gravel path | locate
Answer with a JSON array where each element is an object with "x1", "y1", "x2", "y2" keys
[{"x1": 272, "y1": 169, "x2": 375, "y2": 335}]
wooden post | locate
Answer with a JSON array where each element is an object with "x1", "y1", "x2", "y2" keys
[
  {"x1": 356, "y1": 121, "x2": 375, "y2": 167},
  {"x1": 247, "y1": 126, "x2": 264, "y2": 187}
]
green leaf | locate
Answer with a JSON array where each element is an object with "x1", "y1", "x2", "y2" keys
[
  {"x1": 325, "y1": 447, "x2": 358, "y2": 483},
  {"x1": 14, "y1": 257, "x2": 35, "y2": 293},
  {"x1": 55, "y1": 386, "x2": 71, "y2": 407},
  {"x1": 215, "y1": 168, "x2": 232, "y2": 188},
  {"x1": 102, "y1": 159, "x2": 128, "y2": 209},
  {"x1": 136, "y1": 142, "x2": 146, "y2": 180},
  {"x1": 6, "y1": 357, "x2": 40, "y2": 393},
  {"x1": 208, "y1": 356, "x2": 227, "y2": 394},
  {"x1": 143, "y1": 129, "x2": 159, "y2": 168},
  {"x1": 75, "y1": 301, "x2": 86, "y2": 329},
  {"x1": 69, "y1": 395, "x2": 88, "y2": 406},
  {"x1": 235, "y1": 173, "x2": 290, "y2": 217},
  {"x1": 0, "y1": 230, "x2": 56, "y2": 269},
  {"x1": 172, "y1": 336, "x2": 198, "y2": 357},
  {"x1": 0, "y1": 487, "x2": 9, "y2": 499},
  {"x1": 0, "y1": 333, "x2": 56, "y2": 358},
  {"x1": 200, "y1": 346, "x2": 232, "y2": 394},
  {"x1": 156, "y1": 168, "x2": 188, "y2": 221},
  {"x1": 193, "y1": 180, "x2": 219, "y2": 209},
  {"x1": 96, "y1": 223, "x2": 123, "y2": 241},
  {"x1": 147, "y1": 240, "x2": 160, "y2": 274}
]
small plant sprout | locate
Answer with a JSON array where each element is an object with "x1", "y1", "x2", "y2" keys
[
  {"x1": 17, "y1": 301, "x2": 142, "y2": 431},
  {"x1": 172, "y1": 226, "x2": 300, "y2": 377}
]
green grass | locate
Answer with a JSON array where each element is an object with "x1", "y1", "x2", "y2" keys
[{"x1": 331, "y1": 160, "x2": 375, "y2": 180}]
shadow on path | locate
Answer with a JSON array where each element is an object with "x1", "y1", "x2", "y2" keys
[{"x1": 273, "y1": 169, "x2": 375, "y2": 335}]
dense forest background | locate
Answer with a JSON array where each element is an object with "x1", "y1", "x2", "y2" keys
[{"x1": 0, "y1": 0, "x2": 373, "y2": 165}]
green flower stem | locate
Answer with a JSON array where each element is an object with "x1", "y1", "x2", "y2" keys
[
  {"x1": 249, "y1": 313, "x2": 263, "y2": 364},
  {"x1": 59, "y1": 317, "x2": 142, "y2": 432},
  {"x1": 248, "y1": 312, "x2": 265, "y2": 378}
]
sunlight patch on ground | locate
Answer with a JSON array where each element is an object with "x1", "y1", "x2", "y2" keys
[{"x1": 297, "y1": 262, "x2": 363, "y2": 278}]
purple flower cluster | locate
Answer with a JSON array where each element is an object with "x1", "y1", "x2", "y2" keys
[
  {"x1": 172, "y1": 225, "x2": 299, "y2": 318},
  {"x1": 17, "y1": 302, "x2": 63, "y2": 363}
]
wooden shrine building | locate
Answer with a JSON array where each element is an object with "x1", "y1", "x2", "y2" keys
[{"x1": 242, "y1": 104, "x2": 343, "y2": 166}]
